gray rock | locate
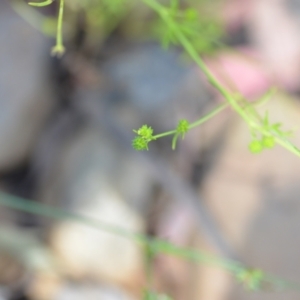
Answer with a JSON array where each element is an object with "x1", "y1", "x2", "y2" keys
[
  {"x1": 0, "y1": 1, "x2": 54, "y2": 170},
  {"x1": 102, "y1": 43, "x2": 211, "y2": 130},
  {"x1": 36, "y1": 120, "x2": 147, "y2": 287},
  {"x1": 55, "y1": 284, "x2": 137, "y2": 300}
]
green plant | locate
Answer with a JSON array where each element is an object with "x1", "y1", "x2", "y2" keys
[
  {"x1": 29, "y1": 0, "x2": 65, "y2": 56},
  {"x1": 132, "y1": 102, "x2": 228, "y2": 150},
  {"x1": 24, "y1": 0, "x2": 300, "y2": 296},
  {"x1": 130, "y1": 0, "x2": 300, "y2": 157},
  {"x1": 29, "y1": 0, "x2": 300, "y2": 156}
]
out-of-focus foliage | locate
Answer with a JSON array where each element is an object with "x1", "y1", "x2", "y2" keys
[
  {"x1": 62, "y1": 0, "x2": 224, "y2": 53},
  {"x1": 151, "y1": 0, "x2": 223, "y2": 53}
]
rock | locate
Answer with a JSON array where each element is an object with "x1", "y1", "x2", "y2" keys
[
  {"x1": 194, "y1": 94, "x2": 300, "y2": 300},
  {"x1": 247, "y1": 0, "x2": 300, "y2": 90},
  {"x1": 0, "y1": 290, "x2": 8, "y2": 300},
  {"x1": 36, "y1": 122, "x2": 147, "y2": 291},
  {"x1": 54, "y1": 283, "x2": 137, "y2": 300},
  {"x1": 0, "y1": 226, "x2": 61, "y2": 300},
  {"x1": 102, "y1": 43, "x2": 211, "y2": 131},
  {"x1": 32, "y1": 42, "x2": 216, "y2": 298},
  {"x1": 0, "y1": 1, "x2": 54, "y2": 171},
  {"x1": 50, "y1": 191, "x2": 145, "y2": 290},
  {"x1": 223, "y1": 0, "x2": 300, "y2": 91},
  {"x1": 103, "y1": 43, "x2": 189, "y2": 113}
]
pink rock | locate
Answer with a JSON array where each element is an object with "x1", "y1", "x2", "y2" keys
[{"x1": 203, "y1": 49, "x2": 272, "y2": 100}]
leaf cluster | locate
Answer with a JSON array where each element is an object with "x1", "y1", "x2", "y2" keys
[
  {"x1": 249, "y1": 112, "x2": 292, "y2": 153},
  {"x1": 151, "y1": 0, "x2": 222, "y2": 53}
]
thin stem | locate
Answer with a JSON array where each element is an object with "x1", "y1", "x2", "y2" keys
[
  {"x1": 28, "y1": 0, "x2": 53, "y2": 7},
  {"x1": 189, "y1": 102, "x2": 228, "y2": 129},
  {"x1": 51, "y1": 0, "x2": 65, "y2": 56},
  {"x1": 153, "y1": 130, "x2": 176, "y2": 139},
  {"x1": 0, "y1": 191, "x2": 299, "y2": 291},
  {"x1": 153, "y1": 103, "x2": 228, "y2": 138},
  {"x1": 57, "y1": 0, "x2": 64, "y2": 47},
  {"x1": 152, "y1": 102, "x2": 228, "y2": 144}
]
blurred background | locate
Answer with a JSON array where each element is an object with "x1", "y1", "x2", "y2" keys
[{"x1": 2, "y1": 0, "x2": 300, "y2": 299}]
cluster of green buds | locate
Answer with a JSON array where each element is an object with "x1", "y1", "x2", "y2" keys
[
  {"x1": 132, "y1": 125, "x2": 155, "y2": 151},
  {"x1": 172, "y1": 119, "x2": 189, "y2": 149},
  {"x1": 248, "y1": 136, "x2": 275, "y2": 154},
  {"x1": 248, "y1": 111, "x2": 293, "y2": 154},
  {"x1": 152, "y1": 0, "x2": 222, "y2": 54},
  {"x1": 132, "y1": 119, "x2": 190, "y2": 151}
]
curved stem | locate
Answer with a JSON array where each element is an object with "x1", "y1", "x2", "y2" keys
[{"x1": 28, "y1": 0, "x2": 53, "y2": 7}]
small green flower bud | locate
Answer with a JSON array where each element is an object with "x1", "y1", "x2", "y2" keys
[
  {"x1": 176, "y1": 119, "x2": 189, "y2": 138},
  {"x1": 132, "y1": 137, "x2": 149, "y2": 151},
  {"x1": 136, "y1": 125, "x2": 153, "y2": 139},
  {"x1": 262, "y1": 136, "x2": 275, "y2": 149},
  {"x1": 249, "y1": 140, "x2": 263, "y2": 153}
]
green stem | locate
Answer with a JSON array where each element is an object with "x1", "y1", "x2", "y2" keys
[
  {"x1": 57, "y1": 0, "x2": 64, "y2": 49},
  {"x1": 153, "y1": 130, "x2": 177, "y2": 139},
  {"x1": 51, "y1": 0, "x2": 65, "y2": 56},
  {"x1": 189, "y1": 102, "x2": 228, "y2": 129},
  {"x1": 152, "y1": 102, "x2": 228, "y2": 143},
  {"x1": 28, "y1": 0, "x2": 53, "y2": 7},
  {"x1": 0, "y1": 192, "x2": 299, "y2": 291}
]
